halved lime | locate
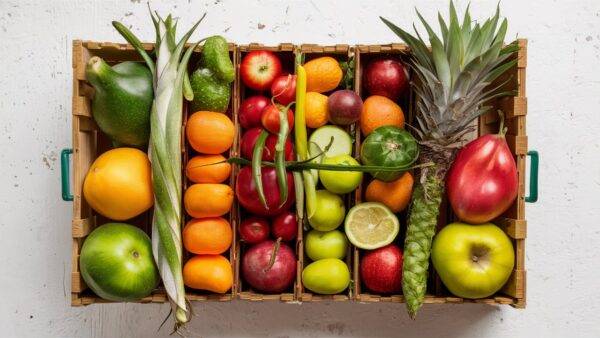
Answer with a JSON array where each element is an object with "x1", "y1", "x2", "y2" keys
[
  {"x1": 344, "y1": 202, "x2": 399, "y2": 250},
  {"x1": 309, "y1": 125, "x2": 353, "y2": 158}
]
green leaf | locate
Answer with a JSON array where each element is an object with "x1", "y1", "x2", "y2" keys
[{"x1": 380, "y1": 16, "x2": 434, "y2": 71}]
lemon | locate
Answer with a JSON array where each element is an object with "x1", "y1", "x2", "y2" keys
[{"x1": 344, "y1": 202, "x2": 399, "y2": 249}]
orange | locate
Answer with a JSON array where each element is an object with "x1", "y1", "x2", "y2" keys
[
  {"x1": 183, "y1": 255, "x2": 233, "y2": 293},
  {"x1": 304, "y1": 92, "x2": 329, "y2": 128},
  {"x1": 304, "y1": 57, "x2": 343, "y2": 93},
  {"x1": 186, "y1": 154, "x2": 231, "y2": 184},
  {"x1": 360, "y1": 95, "x2": 405, "y2": 135},
  {"x1": 186, "y1": 111, "x2": 234, "y2": 154},
  {"x1": 184, "y1": 183, "x2": 233, "y2": 218},
  {"x1": 365, "y1": 172, "x2": 414, "y2": 213},
  {"x1": 83, "y1": 148, "x2": 153, "y2": 220},
  {"x1": 183, "y1": 217, "x2": 232, "y2": 255}
]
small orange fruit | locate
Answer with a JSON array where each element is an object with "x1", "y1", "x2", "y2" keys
[
  {"x1": 183, "y1": 217, "x2": 232, "y2": 255},
  {"x1": 304, "y1": 92, "x2": 329, "y2": 128},
  {"x1": 184, "y1": 183, "x2": 233, "y2": 218},
  {"x1": 304, "y1": 57, "x2": 343, "y2": 93},
  {"x1": 186, "y1": 111, "x2": 234, "y2": 154},
  {"x1": 183, "y1": 255, "x2": 233, "y2": 293},
  {"x1": 365, "y1": 172, "x2": 414, "y2": 213},
  {"x1": 186, "y1": 154, "x2": 231, "y2": 184},
  {"x1": 360, "y1": 95, "x2": 405, "y2": 135}
]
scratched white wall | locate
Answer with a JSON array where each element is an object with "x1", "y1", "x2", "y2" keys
[{"x1": 1, "y1": 0, "x2": 599, "y2": 337}]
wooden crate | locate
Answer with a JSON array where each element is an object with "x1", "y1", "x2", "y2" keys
[{"x1": 70, "y1": 39, "x2": 527, "y2": 308}]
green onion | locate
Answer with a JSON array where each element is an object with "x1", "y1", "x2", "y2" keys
[
  {"x1": 252, "y1": 129, "x2": 270, "y2": 209},
  {"x1": 113, "y1": 10, "x2": 205, "y2": 329}
]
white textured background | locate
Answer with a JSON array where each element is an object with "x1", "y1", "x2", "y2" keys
[{"x1": 1, "y1": 0, "x2": 599, "y2": 337}]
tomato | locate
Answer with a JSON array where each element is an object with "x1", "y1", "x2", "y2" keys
[
  {"x1": 261, "y1": 104, "x2": 294, "y2": 134},
  {"x1": 240, "y1": 128, "x2": 294, "y2": 161},
  {"x1": 235, "y1": 166, "x2": 295, "y2": 216},
  {"x1": 360, "y1": 126, "x2": 418, "y2": 181},
  {"x1": 270, "y1": 74, "x2": 297, "y2": 105}
]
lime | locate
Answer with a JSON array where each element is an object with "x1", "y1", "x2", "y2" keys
[
  {"x1": 309, "y1": 190, "x2": 346, "y2": 231},
  {"x1": 319, "y1": 155, "x2": 363, "y2": 194},
  {"x1": 344, "y1": 202, "x2": 399, "y2": 249}
]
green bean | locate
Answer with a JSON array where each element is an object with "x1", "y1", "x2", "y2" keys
[
  {"x1": 252, "y1": 129, "x2": 270, "y2": 209},
  {"x1": 275, "y1": 102, "x2": 293, "y2": 207}
]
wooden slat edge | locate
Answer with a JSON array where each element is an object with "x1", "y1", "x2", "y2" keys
[{"x1": 496, "y1": 218, "x2": 527, "y2": 239}]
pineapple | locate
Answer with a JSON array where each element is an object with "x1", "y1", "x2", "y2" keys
[{"x1": 380, "y1": 2, "x2": 519, "y2": 318}]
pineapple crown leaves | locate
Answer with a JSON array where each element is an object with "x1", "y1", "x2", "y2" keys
[{"x1": 381, "y1": 1, "x2": 519, "y2": 144}]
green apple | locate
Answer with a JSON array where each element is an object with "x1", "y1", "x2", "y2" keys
[
  {"x1": 80, "y1": 223, "x2": 159, "y2": 301},
  {"x1": 308, "y1": 190, "x2": 345, "y2": 231},
  {"x1": 302, "y1": 258, "x2": 350, "y2": 294},
  {"x1": 431, "y1": 222, "x2": 514, "y2": 299},
  {"x1": 319, "y1": 155, "x2": 363, "y2": 194},
  {"x1": 305, "y1": 229, "x2": 348, "y2": 261}
]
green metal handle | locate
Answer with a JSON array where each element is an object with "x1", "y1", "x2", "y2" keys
[
  {"x1": 61, "y1": 148, "x2": 73, "y2": 201},
  {"x1": 525, "y1": 150, "x2": 539, "y2": 203}
]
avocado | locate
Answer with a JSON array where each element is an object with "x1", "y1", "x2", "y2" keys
[
  {"x1": 189, "y1": 67, "x2": 231, "y2": 113},
  {"x1": 201, "y1": 36, "x2": 235, "y2": 84},
  {"x1": 85, "y1": 57, "x2": 153, "y2": 147}
]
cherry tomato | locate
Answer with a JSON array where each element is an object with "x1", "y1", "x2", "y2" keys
[{"x1": 261, "y1": 103, "x2": 294, "y2": 134}]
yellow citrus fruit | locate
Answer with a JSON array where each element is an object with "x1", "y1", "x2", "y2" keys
[
  {"x1": 305, "y1": 92, "x2": 329, "y2": 128},
  {"x1": 183, "y1": 255, "x2": 233, "y2": 293},
  {"x1": 304, "y1": 57, "x2": 343, "y2": 93},
  {"x1": 365, "y1": 172, "x2": 414, "y2": 213},
  {"x1": 184, "y1": 183, "x2": 233, "y2": 218},
  {"x1": 83, "y1": 148, "x2": 153, "y2": 220}
]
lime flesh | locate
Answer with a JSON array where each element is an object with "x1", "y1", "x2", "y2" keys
[{"x1": 344, "y1": 202, "x2": 399, "y2": 249}]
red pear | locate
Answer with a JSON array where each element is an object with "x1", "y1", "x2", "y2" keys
[{"x1": 446, "y1": 116, "x2": 518, "y2": 224}]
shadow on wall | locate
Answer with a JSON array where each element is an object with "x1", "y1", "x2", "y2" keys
[{"x1": 180, "y1": 300, "x2": 501, "y2": 338}]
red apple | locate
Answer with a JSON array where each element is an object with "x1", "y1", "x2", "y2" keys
[
  {"x1": 271, "y1": 74, "x2": 296, "y2": 105},
  {"x1": 363, "y1": 58, "x2": 408, "y2": 101},
  {"x1": 360, "y1": 244, "x2": 403, "y2": 294},
  {"x1": 240, "y1": 95, "x2": 270, "y2": 129},
  {"x1": 240, "y1": 51, "x2": 282, "y2": 91},
  {"x1": 239, "y1": 217, "x2": 270, "y2": 244},
  {"x1": 240, "y1": 128, "x2": 294, "y2": 161},
  {"x1": 271, "y1": 211, "x2": 297, "y2": 242}
]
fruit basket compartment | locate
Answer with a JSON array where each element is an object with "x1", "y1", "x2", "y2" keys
[
  {"x1": 234, "y1": 44, "x2": 297, "y2": 302},
  {"x1": 70, "y1": 40, "x2": 238, "y2": 305},
  {"x1": 296, "y1": 44, "x2": 356, "y2": 302},
  {"x1": 182, "y1": 43, "x2": 238, "y2": 301},
  {"x1": 352, "y1": 43, "x2": 413, "y2": 303},
  {"x1": 352, "y1": 41, "x2": 527, "y2": 308},
  {"x1": 71, "y1": 41, "x2": 164, "y2": 306}
]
